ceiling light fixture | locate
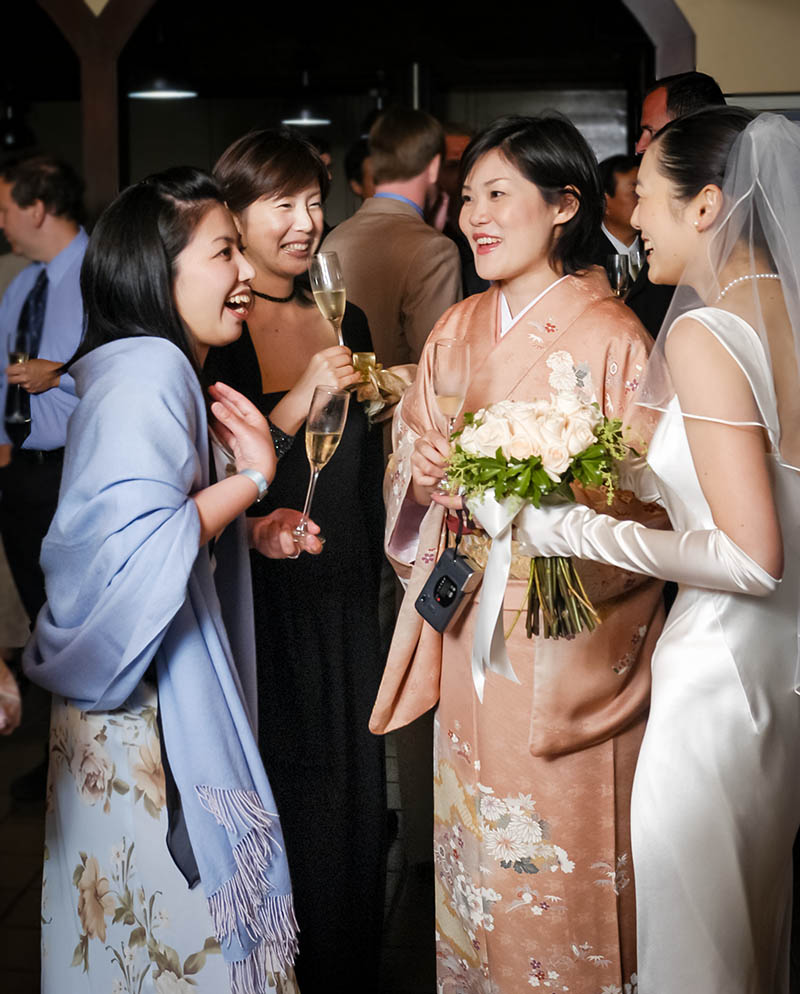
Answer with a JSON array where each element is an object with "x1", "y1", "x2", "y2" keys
[{"x1": 281, "y1": 71, "x2": 330, "y2": 127}]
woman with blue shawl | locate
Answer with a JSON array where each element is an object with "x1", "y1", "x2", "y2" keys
[{"x1": 23, "y1": 168, "x2": 316, "y2": 994}]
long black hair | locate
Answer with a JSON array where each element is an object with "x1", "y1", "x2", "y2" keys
[
  {"x1": 459, "y1": 114, "x2": 604, "y2": 275},
  {"x1": 69, "y1": 167, "x2": 224, "y2": 376},
  {"x1": 652, "y1": 105, "x2": 756, "y2": 201}
]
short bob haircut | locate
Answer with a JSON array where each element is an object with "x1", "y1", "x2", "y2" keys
[
  {"x1": 460, "y1": 114, "x2": 604, "y2": 275},
  {"x1": 652, "y1": 105, "x2": 755, "y2": 202},
  {"x1": 214, "y1": 128, "x2": 330, "y2": 215},
  {"x1": 70, "y1": 166, "x2": 223, "y2": 379}
]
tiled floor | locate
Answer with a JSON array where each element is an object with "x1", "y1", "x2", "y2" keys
[{"x1": 0, "y1": 685, "x2": 435, "y2": 994}]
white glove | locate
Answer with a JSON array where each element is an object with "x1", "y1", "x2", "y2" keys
[
  {"x1": 618, "y1": 453, "x2": 663, "y2": 505},
  {"x1": 515, "y1": 502, "x2": 778, "y2": 597}
]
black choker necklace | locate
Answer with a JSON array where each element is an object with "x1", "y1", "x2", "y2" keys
[{"x1": 252, "y1": 287, "x2": 295, "y2": 304}]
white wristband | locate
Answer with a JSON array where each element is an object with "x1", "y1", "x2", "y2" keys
[{"x1": 238, "y1": 468, "x2": 269, "y2": 502}]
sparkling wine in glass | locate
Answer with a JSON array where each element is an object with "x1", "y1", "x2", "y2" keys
[
  {"x1": 309, "y1": 251, "x2": 346, "y2": 346},
  {"x1": 433, "y1": 339, "x2": 470, "y2": 438},
  {"x1": 6, "y1": 346, "x2": 31, "y2": 424},
  {"x1": 291, "y1": 385, "x2": 350, "y2": 556},
  {"x1": 628, "y1": 245, "x2": 645, "y2": 282},
  {"x1": 606, "y1": 254, "x2": 630, "y2": 298}
]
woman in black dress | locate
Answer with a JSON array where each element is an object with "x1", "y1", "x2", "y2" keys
[{"x1": 205, "y1": 130, "x2": 386, "y2": 993}]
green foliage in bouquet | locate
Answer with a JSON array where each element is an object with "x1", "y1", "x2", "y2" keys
[
  {"x1": 447, "y1": 410, "x2": 628, "y2": 508},
  {"x1": 446, "y1": 406, "x2": 633, "y2": 641}
]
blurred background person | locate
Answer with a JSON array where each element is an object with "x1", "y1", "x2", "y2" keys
[
  {"x1": 323, "y1": 107, "x2": 461, "y2": 368},
  {"x1": 592, "y1": 153, "x2": 639, "y2": 260},
  {"x1": 0, "y1": 154, "x2": 87, "y2": 800},
  {"x1": 344, "y1": 136, "x2": 375, "y2": 205},
  {"x1": 628, "y1": 71, "x2": 726, "y2": 337}
]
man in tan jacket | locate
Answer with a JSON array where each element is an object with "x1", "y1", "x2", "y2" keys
[{"x1": 323, "y1": 107, "x2": 462, "y2": 367}]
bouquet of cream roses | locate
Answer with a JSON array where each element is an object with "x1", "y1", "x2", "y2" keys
[{"x1": 447, "y1": 394, "x2": 628, "y2": 640}]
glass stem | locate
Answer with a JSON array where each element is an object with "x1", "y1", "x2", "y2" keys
[
  {"x1": 331, "y1": 318, "x2": 344, "y2": 347},
  {"x1": 295, "y1": 466, "x2": 321, "y2": 536}
]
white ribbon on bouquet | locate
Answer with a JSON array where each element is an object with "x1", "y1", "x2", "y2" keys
[{"x1": 466, "y1": 492, "x2": 524, "y2": 701}]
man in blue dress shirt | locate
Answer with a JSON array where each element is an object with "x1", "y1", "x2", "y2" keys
[{"x1": 0, "y1": 154, "x2": 87, "y2": 628}]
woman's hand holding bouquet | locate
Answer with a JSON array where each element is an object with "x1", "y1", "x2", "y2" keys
[{"x1": 441, "y1": 392, "x2": 631, "y2": 640}]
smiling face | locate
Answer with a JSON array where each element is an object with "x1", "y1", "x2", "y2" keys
[
  {"x1": 630, "y1": 143, "x2": 698, "y2": 285},
  {"x1": 459, "y1": 148, "x2": 569, "y2": 291},
  {"x1": 172, "y1": 204, "x2": 254, "y2": 364},
  {"x1": 235, "y1": 183, "x2": 324, "y2": 283}
]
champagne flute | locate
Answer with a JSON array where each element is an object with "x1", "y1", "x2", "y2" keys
[
  {"x1": 605, "y1": 254, "x2": 630, "y2": 298},
  {"x1": 291, "y1": 385, "x2": 350, "y2": 556},
  {"x1": 6, "y1": 344, "x2": 31, "y2": 424},
  {"x1": 433, "y1": 339, "x2": 470, "y2": 438},
  {"x1": 628, "y1": 244, "x2": 645, "y2": 282},
  {"x1": 309, "y1": 251, "x2": 346, "y2": 346}
]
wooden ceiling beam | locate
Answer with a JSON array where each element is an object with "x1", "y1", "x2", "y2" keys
[{"x1": 37, "y1": 0, "x2": 156, "y2": 220}]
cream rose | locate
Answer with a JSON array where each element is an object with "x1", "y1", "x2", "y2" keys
[
  {"x1": 70, "y1": 735, "x2": 113, "y2": 806},
  {"x1": 506, "y1": 413, "x2": 547, "y2": 460},
  {"x1": 461, "y1": 417, "x2": 515, "y2": 458},
  {"x1": 564, "y1": 419, "x2": 597, "y2": 456}
]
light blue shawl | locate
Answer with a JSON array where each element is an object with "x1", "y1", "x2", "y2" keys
[{"x1": 23, "y1": 337, "x2": 297, "y2": 993}]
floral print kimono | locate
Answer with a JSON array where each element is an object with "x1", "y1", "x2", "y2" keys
[{"x1": 372, "y1": 272, "x2": 666, "y2": 994}]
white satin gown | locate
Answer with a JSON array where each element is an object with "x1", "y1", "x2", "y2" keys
[{"x1": 631, "y1": 307, "x2": 800, "y2": 993}]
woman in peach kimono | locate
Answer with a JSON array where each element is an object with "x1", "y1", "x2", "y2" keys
[{"x1": 371, "y1": 116, "x2": 666, "y2": 994}]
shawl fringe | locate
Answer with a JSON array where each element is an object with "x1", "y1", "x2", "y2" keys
[
  {"x1": 226, "y1": 926, "x2": 297, "y2": 994},
  {"x1": 196, "y1": 785, "x2": 299, "y2": 976}
]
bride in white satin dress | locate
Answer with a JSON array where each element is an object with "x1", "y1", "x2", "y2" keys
[{"x1": 518, "y1": 107, "x2": 800, "y2": 993}]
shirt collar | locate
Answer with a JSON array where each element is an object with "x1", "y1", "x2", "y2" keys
[
  {"x1": 601, "y1": 223, "x2": 638, "y2": 256},
  {"x1": 373, "y1": 192, "x2": 425, "y2": 219},
  {"x1": 44, "y1": 227, "x2": 88, "y2": 288}
]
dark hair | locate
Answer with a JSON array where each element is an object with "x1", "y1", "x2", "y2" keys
[
  {"x1": 344, "y1": 137, "x2": 370, "y2": 185},
  {"x1": 598, "y1": 154, "x2": 638, "y2": 197},
  {"x1": 0, "y1": 154, "x2": 85, "y2": 225},
  {"x1": 460, "y1": 114, "x2": 604, "y2": 275},
  {"x1": 647, "y1": 71, "x2": 726, "y2": 119},
  {"x1": 368, "y1": 108, "x2": 445, "y2": 185},
  {"x1": 69, "y1": 167, "x2": 224, "y2": 376},
  {"x1": 653, "y1": 105, "x2": 755, "y2": 201},
  {"x1": 214, "y1": 128, "x2": 330, "y2": 214}
]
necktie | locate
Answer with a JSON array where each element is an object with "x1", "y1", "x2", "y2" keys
[{"x1": 5, "y1": 267, "x2": 49, "y2": 447}]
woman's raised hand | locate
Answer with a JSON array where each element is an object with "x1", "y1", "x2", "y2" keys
[
  {"x1": 269, "y1": 346, "x2": 362, "y2": 436},
  {"x1": 209, "y1": 381, "x2": 277, "y2": 484},
  {"x1": 296, "y1": 346, "x2": 362, "y2": 403},
  {"x1": 410, "y1": 429, "x2": 451, "y2": 505}
]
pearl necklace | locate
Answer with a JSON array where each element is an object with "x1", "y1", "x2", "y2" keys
[{"x1": 716, "y1": 273, "x2": 780, "y2": 300}]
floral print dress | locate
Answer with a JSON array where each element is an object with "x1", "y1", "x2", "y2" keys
[{"x1": 41, "y1": 681, "x2": 298, "y2": 994}]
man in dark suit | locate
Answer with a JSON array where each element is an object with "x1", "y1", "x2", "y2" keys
[
  {"x1": 627, "y1": 71, "x2": 726, "y2": 336},
  {"x1": 590, "y1": 154, "x2": 640, "y2": 266}
]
